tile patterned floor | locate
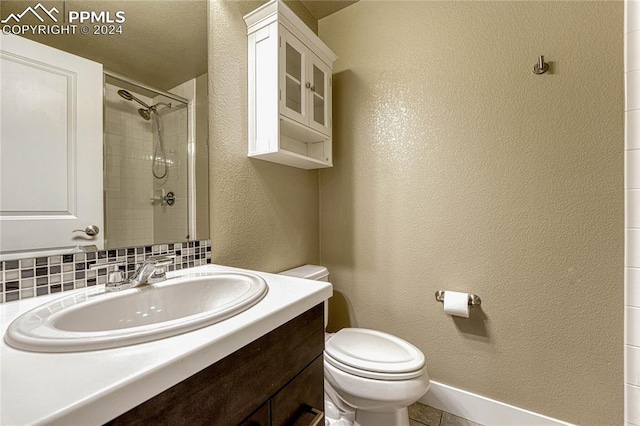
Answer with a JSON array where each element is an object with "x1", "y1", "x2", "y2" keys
[{"x1": 408, "y1": 402, "x2": 483, "y2": 426}]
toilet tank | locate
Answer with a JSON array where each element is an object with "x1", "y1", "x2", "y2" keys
[
  {"x1": 279, "y1": 265, "x2": 329, "y2": 282},
  {"x1": 279, "y1": 265, "x2": 329, "y2": 328}
]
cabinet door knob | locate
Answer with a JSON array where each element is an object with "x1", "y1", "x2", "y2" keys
[
  {"x1": 305, "y1": 82, "x2": 311, "y2": 89},
  {"x1": 72, "y1": 225, "x2": 100, "y2": 236},
  {"x1": 310, "y1": 85, "x2": 316, "y2": 92}
]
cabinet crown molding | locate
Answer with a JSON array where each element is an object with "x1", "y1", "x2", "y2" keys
[{"x1": 243, "y1": 0, "x2": 337, "y2": 66}]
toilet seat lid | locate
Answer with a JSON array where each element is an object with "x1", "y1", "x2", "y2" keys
[{"x1": 324, "y1": 328, "x2": 425, "y2": 375}]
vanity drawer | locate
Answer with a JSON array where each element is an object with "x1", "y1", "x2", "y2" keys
[
  {"x1": 105, "y1": 303, "x2": 324, "y2": 426},
  {"x1": 239, "y1": 355, "x2": 324, "y2": 426},
  {"x1": 271, "y1": 355, "x2": 324, "y2": 425},
  {"x1": 240, "y1": 400, "x2": 270, "y2": 426}
]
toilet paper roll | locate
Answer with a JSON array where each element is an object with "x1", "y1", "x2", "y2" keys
[{"x1": 443, "y1": 291, "x2": 470, "y2": 318}]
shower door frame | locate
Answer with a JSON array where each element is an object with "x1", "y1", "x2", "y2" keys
[{"x1": 102, "y1": 70, "x2": 196, "y2": 245}]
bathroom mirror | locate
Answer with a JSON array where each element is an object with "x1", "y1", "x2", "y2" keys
[{"x1": 0, "y1": 1, "x2": 208, "y2": 257}]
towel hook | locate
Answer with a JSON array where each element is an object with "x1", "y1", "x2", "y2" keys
[{"x1": 533, "y1": 55, "x2": 549, "y2": 75}]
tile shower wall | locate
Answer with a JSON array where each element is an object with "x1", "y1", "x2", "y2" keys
[
  {"x1": 104, "y1": 83, "x2": 155, "y2": 248},
  {"x1": 626, "y1": 1, "x2": 640, "y2": 424},
  {"x1": 0, "y1": 240, "x2": 211, "y2": 303}
]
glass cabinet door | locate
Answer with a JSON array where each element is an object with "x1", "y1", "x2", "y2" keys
[
  {"x1": 280, "y1": 28, "x2": 307, "y2": 124},
  {"x1": 308, "y1": 55, "x2": 331, "y2": 136}
]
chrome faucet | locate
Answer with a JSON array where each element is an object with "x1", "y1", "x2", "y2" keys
[
  {"x1": 122, "y1": 255, "x2": 175, "y2": 290},
  {"x1": 90, "y1": 255, "x2": 175, "y2": 292}
]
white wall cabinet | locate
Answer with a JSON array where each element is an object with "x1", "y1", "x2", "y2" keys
[{"x1": 244, "y1": 0, "x2": 337, "y2": 170}]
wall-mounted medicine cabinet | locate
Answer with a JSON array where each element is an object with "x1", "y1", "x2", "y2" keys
[{"x1": 244, "y1": 0, "x2": 337, "y2": 170}]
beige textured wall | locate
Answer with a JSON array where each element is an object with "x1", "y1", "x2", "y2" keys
[
  {"x1": 284, "y1": 0, "x2": 318, "y2": 33},
  {"x1": 208, "y1": 0, "x2": 319, "y2": 272},
  {"x1": 319, "y1": 1, "x2": 624, "y2": 424}
]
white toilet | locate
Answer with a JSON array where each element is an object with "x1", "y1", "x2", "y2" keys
[{"x1": 280, "y1": 265, "x2": 430, "y2": 426}]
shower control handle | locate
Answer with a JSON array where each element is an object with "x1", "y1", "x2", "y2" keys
[
  {"x1": 165, "y1": 191, "x2": 175, "y2": 206},
  {"x1": 72, "y1": 225, "x2": 100, "y2": 237}
]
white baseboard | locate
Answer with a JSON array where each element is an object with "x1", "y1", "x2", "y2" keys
[{"x1": 419, "y1": 381, "x2": 574, "y2": 426}]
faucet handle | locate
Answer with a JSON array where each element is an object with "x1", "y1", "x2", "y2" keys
[
  {"x1": 89, "y1": 261, "x2": 125, "y2": 276},
  {"x1": 148, "y1": 255, "x2": 175, "y2": 267},
  {"x1": 89, "y1": 262, "x2": 127, "y2": 289},
  {"x1": 146, "y1": 255, "x2": 176, "y2": 283}
]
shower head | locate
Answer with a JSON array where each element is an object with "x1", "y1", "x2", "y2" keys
[
  {"x1": 117, "y1": 89, "x2": 151, "y2": 109},
  {"x1": 117, "y1": 88, "x2": 173, "y2": 122},
  {"x1": 138, "y1": 108, "x2": 152, "y2": 121}
]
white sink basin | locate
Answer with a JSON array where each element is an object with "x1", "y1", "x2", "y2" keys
[{"x1": 5, "y1": 271, "x2": 268, "y2": 352}]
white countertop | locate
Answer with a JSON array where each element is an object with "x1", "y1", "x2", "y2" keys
[{"x1": 0, "y1": 264, "x2": 332, "y2": 425}]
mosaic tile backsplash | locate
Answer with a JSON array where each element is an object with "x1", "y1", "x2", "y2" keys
[{"x1": 0, "y1": 240, "x2": 212, "y2": 303}]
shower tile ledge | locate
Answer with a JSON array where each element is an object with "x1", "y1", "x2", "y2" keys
[{"x1": 0, "y1": 264, "x2": 332, "y2": 426}]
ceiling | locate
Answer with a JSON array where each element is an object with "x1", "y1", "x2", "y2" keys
[
  {"x1": 0, "y1": 0, "x2": 356, "y2": 91},
  {"x1": 0, "y1": 0, "x2": 207, "y2": 91},
  {"x1": 300, "y1": 0, "x2": 359, "y2": 19}
]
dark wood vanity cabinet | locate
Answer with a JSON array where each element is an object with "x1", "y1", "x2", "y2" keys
[
  {"x1": 241, "y1": 356, "x2": 324, "y2": 426},
  {"x1": 106, "y1": 304, "x2": 325, "y2": 426}
]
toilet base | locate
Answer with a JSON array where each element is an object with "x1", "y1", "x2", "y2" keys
[
  {"x1": 354, "y1": 407, "x2": 409, "y2": 426},
  {"x1": 325, "y1": 406, "x2": 410, "y2": 426},
  {"x1": 325, "y1": 397, "x2": 354, "y2": 425}
]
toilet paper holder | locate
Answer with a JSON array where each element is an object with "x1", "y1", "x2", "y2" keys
[{"x1": 435, "y1": 291, "x2": 481, "y2": 307}]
